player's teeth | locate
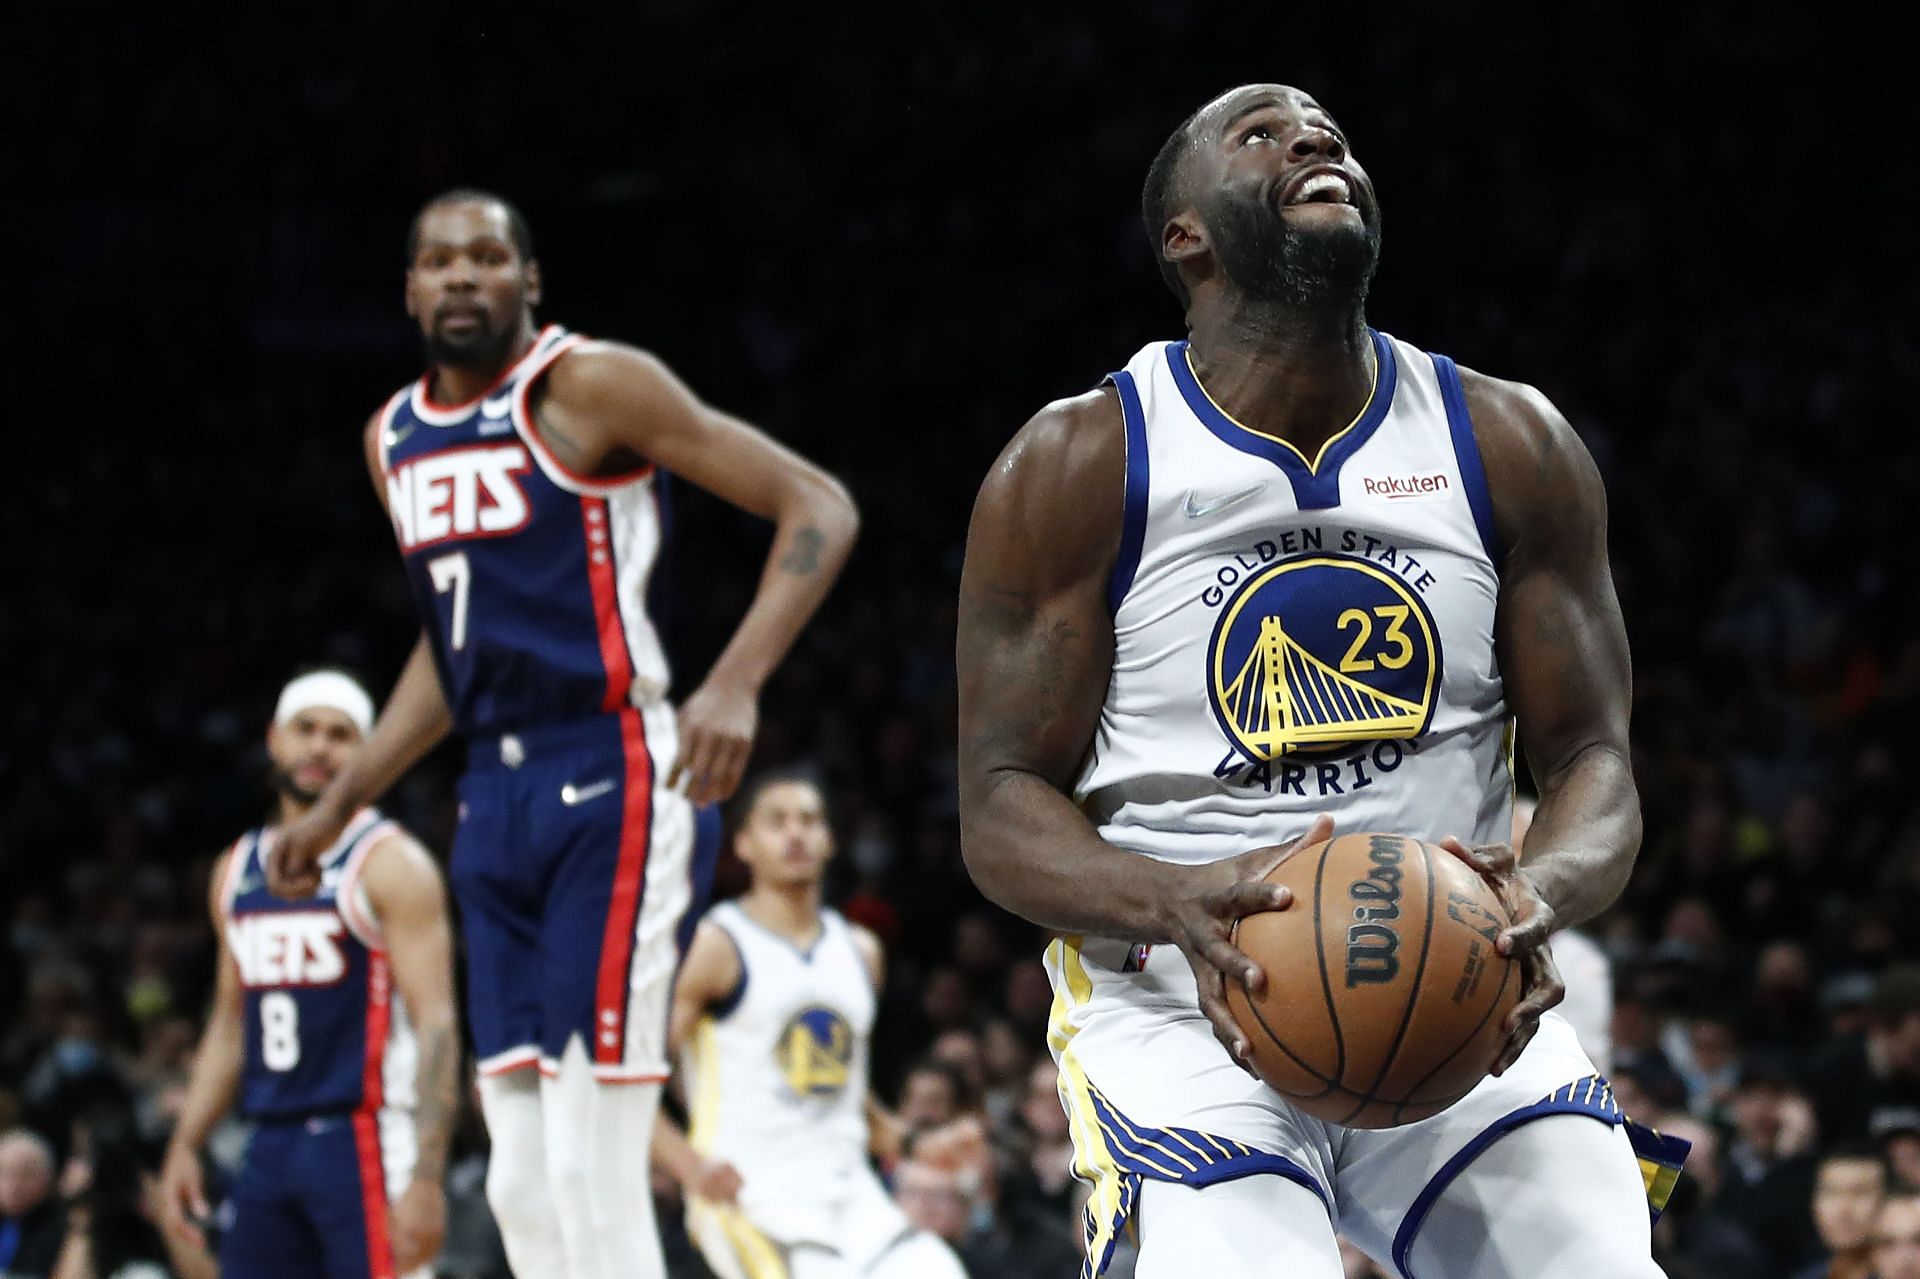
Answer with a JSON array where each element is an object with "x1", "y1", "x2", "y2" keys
[{"x1": 1290, "y1": 174, "x2": 1349, "y2": 205}]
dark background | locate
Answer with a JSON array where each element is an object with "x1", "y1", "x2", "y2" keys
[{"x1": 5, "y1": 5, "x2": 1920, "y2": 1278}]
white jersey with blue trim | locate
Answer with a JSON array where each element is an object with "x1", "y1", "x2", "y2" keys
[
  {"x1": 683, "y1": 903, "x2": 876, "y2": 1236},
  {"x1": 1075, "y1": 330, "x2": 1511, "y2": 871}
]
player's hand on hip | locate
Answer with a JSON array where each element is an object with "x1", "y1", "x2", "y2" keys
[
  {"x1": 391, "y1": 1177, "x2": 447, "y2": 1272},
  {"x1": 691, "y1": 1158, "x2": 744, "y2": 1206},
  {"x1": 1164, "y1": 813, "x2": 1333, "y2": 1074},
  {"x1": 670, "y1": 677, "x2": 758, "y2": 807},
  {"x1": 1439, "y1": 836, "x2": 1565, "y2": 1076},
  {"x1": 267, "y1": 797, "x2": 350, "y2": 899},
  {"x1": 156, "y1": 1144, "x2": 209, "y2": 1249}
]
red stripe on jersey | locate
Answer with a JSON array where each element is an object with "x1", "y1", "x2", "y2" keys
[
  {"x1": 361, "y1": 953, "x2": 391, "y2": 1110},
  {"x1": 581, "y1": 496, "x2": 635, "y2": 713},
  {"x1": 352, "y1": 1111, "x2": 397, "y2": 1279},
  {"x1": 592, "y1": 708, "x2": 654, "y2": 1066}
]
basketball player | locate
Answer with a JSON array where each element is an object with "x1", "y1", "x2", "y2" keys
[
  {"x1": 269, "y1": 191, "x2": 859, "y2": 1279},
  {"x1": 657, "y1": 771, "x2": 966, "y2": 1279},
  {"x1": 956, "y1": 85, "x2": 1687, "y2": 1277},
  {"x1": 158, "y1": 670, "x2": 457, "y2": 1279}
]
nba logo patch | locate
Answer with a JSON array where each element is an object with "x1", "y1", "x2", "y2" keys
[{"x1": 1122, "y1": 944, "x2": 1153, "y2": 973}]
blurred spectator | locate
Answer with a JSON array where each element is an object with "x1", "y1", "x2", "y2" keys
[
  {"x1": 0, "y1": 1128, "x2": 63, "y2": 1279},
  {"x1": 1810, "y1": 968, "x2": 1920, "y2": 1146},
  {"x1": 1873, "y1": 1192, "x2": 1920, "y2": 1279},
  {"x1": 1650, "y1": 1114, "x2": 1771, "y2": 1278},
  {"x1": 1792, "y1": 1145, "x2": 1886, "y2": 1279},
  {"x1": 47, "y1": 1106, "x2": 210, "y2": 1279},
  {"x1": 898, "y1": 1059, "x2": 973, "y2": 1131}
]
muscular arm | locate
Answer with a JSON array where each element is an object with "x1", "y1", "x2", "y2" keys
[
  {"x1": 331, "y1": 413, "x2": 454, "y2": 812},
  {"x1": 168, "y1": 855, "x2": 247, "y2": 1160},
  {"x1": 358, "y1": 833, "x2": 459, "y2": 1188},
  {"x1": 958, "y1": 391, "x2": 1322, "y2": 1066},
  {"x1": 655, "y1": 921, "x2": 745, "y2": 1203},
  {"x1": 269, "y1": 415, "x2": 452, "y2": 896},
  {"x1": 159, "y1": 854, "x2": 246, "y2": 1242},
  {"x1": 667, "y1": 920, "x2": 743, "y2": 1061},
  {"x1": 537, "y1": 346, "x2": 860, "y2": 804},
  {"x1": 848, "y1": 926, "x2": 903, "y2": 1160},
  {"x1": 956, "y1": 390, "x2": 1185, "y2": 935},
  {"x1": 1469, "y1": 371, "x2": 1640, "y2": 930}
]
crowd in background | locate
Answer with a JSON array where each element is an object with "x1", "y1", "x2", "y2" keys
[{"x1": 6, "y1": 5, "x2": 1919, "y2": 1277}]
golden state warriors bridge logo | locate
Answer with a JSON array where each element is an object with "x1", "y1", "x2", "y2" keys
[
  {"x1": 775, "y1": 1006, "x2": 854, "y2": 1098},
  {"x1": 1208, "y1": 554, "x2": 1440, "y2": 763}
]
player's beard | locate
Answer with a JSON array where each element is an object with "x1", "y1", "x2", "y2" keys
[
  {"x1": 1203, "y1": 187, "x2": 1382, "y2": 312},
  {"x1": 423, "y1": 306, "x2": 518, "y2": 369},
  {"x1": 270, "y1": 764, "x2": 327, "y2": 808}
]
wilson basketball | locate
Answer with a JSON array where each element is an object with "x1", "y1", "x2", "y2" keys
[{"x1": 1224, "y1": 832, "x2": 1519, "y2": 1129}]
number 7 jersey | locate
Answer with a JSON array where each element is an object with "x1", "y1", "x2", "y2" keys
[{"x1": 376, "y1": 325, "x2": 672, "y2": 737}]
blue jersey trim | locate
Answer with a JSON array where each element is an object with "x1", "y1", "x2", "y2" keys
[
  {"x1": 1430, "y1": 353, "x2": 1502, "y2": 573},
  {"x1": 1391, "y1": 1075, "x2": 1624, "y2": 1277},
  {"x1": 1168, "y1": 330, "x2": 1397, "y2": 511},
  {"x1": 1083, "y1": 1081, "x2": 1329, "y2": 1203},
  {"x1": 1107, "y1": 371, "x2": 1150, "y2": 614}
]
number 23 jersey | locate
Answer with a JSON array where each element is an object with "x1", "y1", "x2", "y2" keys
[
  {"x1": 1075, "y1": 331, "x2": 1513, "y2": 869},
  {"x1": 376, "y1": 325, "x2": 672, "y2": 738}
]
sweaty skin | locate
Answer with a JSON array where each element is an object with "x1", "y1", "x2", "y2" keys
[
  {"x1": 269, "y1": 200, "x2": 858, "y2": 897},
  {"x1": 956, "y1": 84, "x2": 1637, "y2": 1076}
]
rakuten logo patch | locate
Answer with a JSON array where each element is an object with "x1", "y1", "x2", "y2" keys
[{"x1": 1361, "y1": 473, "x2": 1450, "y2": 501}]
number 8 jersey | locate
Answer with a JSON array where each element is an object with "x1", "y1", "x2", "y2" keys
[
  {"x1": 376, "y1": 325, "x2": 672, "y2": 738},
  {"x1": 220, "y1": 810, "x2": 417, "y2": 1120}
]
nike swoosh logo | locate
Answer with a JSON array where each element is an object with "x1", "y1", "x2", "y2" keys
[
  {"x1": 481, "y1": 396, "x2": 513, "y2": 419},
  {"x1": 385, "y1": 423, "x2": 417, "y2": 448},
  {"x1": 1182, "y1": 484, "x2": 1263, "y2": 519},
  {"x1": 560, "y1": 778, "x2": 617, "y2": 806}
]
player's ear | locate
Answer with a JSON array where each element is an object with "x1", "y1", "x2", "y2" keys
[
  {"x1": 524, "y1": 259, "x2": 543, "y2": 309},
  {"x1": 403, "y1": 270, "x2": 421, "y2": 319},
  {"x1": 1162, "y1": 210, "x2": 1208, "y2": 270}
]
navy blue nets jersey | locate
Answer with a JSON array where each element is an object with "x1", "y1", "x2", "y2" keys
[
  {"x1": 220, "y1": 810, "x2": 417, "y2": 1119},
  {"x1": 377, "y1": 326, "x2": 671, "y2": 738}
]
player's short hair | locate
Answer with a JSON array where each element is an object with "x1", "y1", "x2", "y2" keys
[
  {"x1": 731, "y1": 766, "x2": 828, "y2": 830},
  {"x1": 406, "y1": 188, "x2": 535, "y2": 264},
  {"x1": 1140, "y1": 100, "x2": 1214, "y2": 306},
  {"x1": 902, "y1": 1055, "x2": 979, "y2": 1113}
]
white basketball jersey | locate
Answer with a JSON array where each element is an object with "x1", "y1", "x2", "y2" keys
[
  {"x1": 1075, "y1": 331, "x2": 1513, "y2": 869},
  {"x1": 684, "y1": 903, "x2": 876, "y2": 1218}
]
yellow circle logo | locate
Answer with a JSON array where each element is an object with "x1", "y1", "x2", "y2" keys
[{"x1": 1208, "y1": 555, "x2": 1440, "y2": 763}]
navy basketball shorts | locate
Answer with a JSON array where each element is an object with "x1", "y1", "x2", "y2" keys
[
  {"x1": 452, "y1": 704, "x2": 720, "y2": 1082},
  {"x1": 220, "y1": 1110, "x2": 419, "y2": 1279}
]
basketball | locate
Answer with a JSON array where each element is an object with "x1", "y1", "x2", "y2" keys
[{"x1": 1224, "y1": 832, "x2": 1520, "y2": 1129}]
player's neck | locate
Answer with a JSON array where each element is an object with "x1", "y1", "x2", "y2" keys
[
  {"x1": 273, "y1": 793, "x2": 316, "y2": 830},
  {"x1": 740, "y1": 882, "x2": 824, "y2": 943},
  {"x1": 1184, "y1": 298, "x2": 1374, "y2": 452},
  {"x1": 429, "y1": 318, "x2": 541, "y2": 405}
]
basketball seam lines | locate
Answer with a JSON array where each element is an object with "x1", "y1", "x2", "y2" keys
[
  {"x1": 1337, "y1": 838, "x2": 1437, "y2": 1125},
  {"x1": 1313, "y1": 839, "x2": 1347, "y2": 1088},
  {"x1": 1389, "y1": 932, "x2": 1519, "y2": 1123}
]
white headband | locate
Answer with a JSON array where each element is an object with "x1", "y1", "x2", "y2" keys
[{"x1": 275, "y1": 671, "x2": 375, "y2": 737}]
